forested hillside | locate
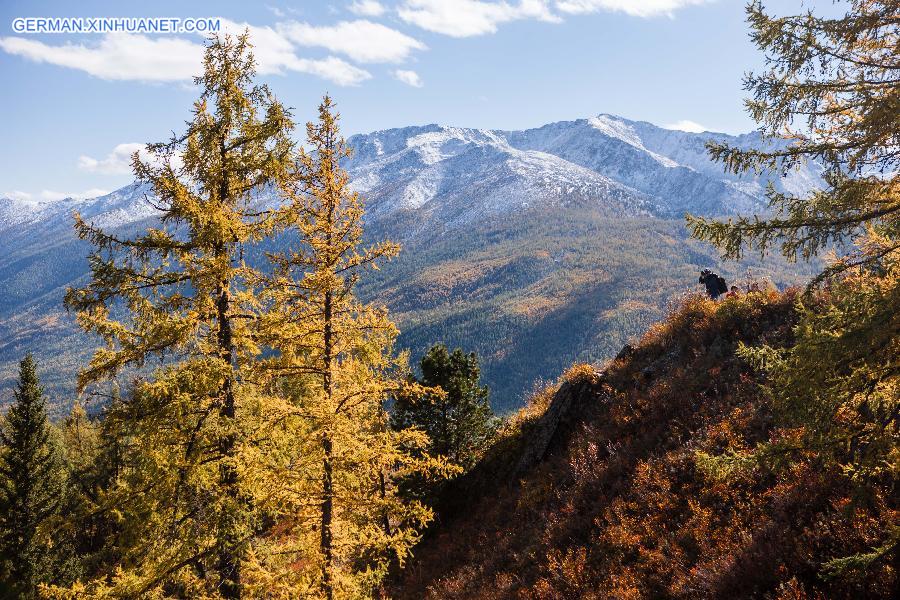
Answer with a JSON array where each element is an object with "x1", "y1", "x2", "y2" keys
[
  {"x1": 0, "y1": 109, "x2": 824, "y2": 414},
  {"x1": 362, "y1": 210, "x2": 816, "y2": 412},
  {"x1": 0, "y1": 202, "x2": 817, "y2": 416},
  {"x1": 390, "y1": 0, "x2": 900, "y2": 594},
  {"x1": 391, "y1": 291, "x2": 897, "y2": 598}
]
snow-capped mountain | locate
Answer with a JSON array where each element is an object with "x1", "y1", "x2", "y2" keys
[
  {"x1": 345, "y1": 124, "x2": 657, "y2": 227},
  {"x1": 0, "y1": 183, "x2": 157, "y2": 236},
  {"x1": 346, "y1": 114, "x2": 822, "y2": 224},
  {"x1": 0, "y1": 113, "x2": 821, "y2": 240},
  {"x1": 0, "y1": 113, "x2": 823, "y2": 411}
]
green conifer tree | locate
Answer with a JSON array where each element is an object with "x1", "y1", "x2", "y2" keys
[
  {"x1": 0, "y1": 354, "x2": 73, "y2": 598},
  {"x1": 392, "y1": 344, "x2": 497, "y2": 472}
]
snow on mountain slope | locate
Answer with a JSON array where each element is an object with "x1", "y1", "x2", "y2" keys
[
  {"x1": 503, "y1": 117, "x2": 773, "y2": 216},
  {"x1": 2, "y1": 113, "x2": 823, "y2": 245},
  {"x1": 0, "y1": 183, "x2": 156, "y2": 237},
  {"x1": 0, "y1": 196, "x2": 87, "y2": 231},
  {"x1": 623, "y1": 118, "x2": 826, "y2": 198},
  {"x1": 346, "y1": 124, "x2": 654, "y2": 224},
  {"x1": 343, "y1": 114, "x2": 821, "y2": 223},
  {"x1": 586, "y1": 115, "x2": 679, "y2": 168},
  {"x1": 72, "y1": 183, "x2": 159, "y2": 229}
]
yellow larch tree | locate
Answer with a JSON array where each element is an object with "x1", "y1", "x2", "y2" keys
[
  {"x1": 249, "y1": 97, "x2": 453, "y2": 599},
  {"x1": 55, "y1": 33, "x2": 294, "y2": 598}
]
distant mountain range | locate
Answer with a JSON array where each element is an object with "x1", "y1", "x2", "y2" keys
[
  {"x1": 0, "y1": 114, "x2": 823, "y2": 414},
  {"x1": 345, "y1": 115, "x2": 821, "y2": 226}
]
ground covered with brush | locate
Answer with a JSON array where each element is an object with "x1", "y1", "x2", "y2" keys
[{"x1": 391, "y1": 290, "x2": 897, "y2": 599}]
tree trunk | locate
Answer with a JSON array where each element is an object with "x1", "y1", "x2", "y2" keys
[
  {"x1": 321, "y1": 286, "x2": 334, "y2": 600},
  {"x1": 216, "y1": 279, "x2": 241, "y2": 599},
  {"x1": 216, "y1": 138, "x2": 241, "y2": 599},
  {"x1": 321, "y1": 433, "x2": 334, "y2": 600}
]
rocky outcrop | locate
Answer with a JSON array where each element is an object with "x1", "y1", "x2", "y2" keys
[{"x1": 514, "y1": 370, "x2": 603, "y2": 476}]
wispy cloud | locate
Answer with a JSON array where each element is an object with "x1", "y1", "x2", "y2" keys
[
  {"x1": 0, "y1": 19, "x2": 372, "y2": 86},
  {"x1": 555, "y1": 0, "x2": 712, "y2": 18},
  {"x1": 278, "y1": 19, "x2": 426, "y2": 63},
  {"x1": 78, "y1": 143, "x2": 145, "y2": 175},
  {"x1": 217, "y1": 19, "x2": 372, "y2": 84},
  {"x1": 663, "y1": 119, "x2": 708, "y2": 133},
  {"x1": 289, "y1": 55, "x2": 372, "y2": 85},
  {"x1": 395, "y1": 0, "x2": 711, "y2": 38},
  {"x1": 0, "y1": 1, "x2": 715, "y2": 89},
  {"x1": 0, "y1": 34, "x2": 202, "y2": 81},
  {"x1": 398, "y1": 0, "x2": 560, "y2": 38},
  {"x1": 1, "y1": 190, "x2": 35, "y2": 202},
  {"x1": 349, "y1": 0, "x2": 387, "y2": 16},
  {"x1": 393, "y1": 69, "x2": 424, "y2": 87}
]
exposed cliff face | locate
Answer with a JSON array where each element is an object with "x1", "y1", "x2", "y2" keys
[
  {"x1": 513, "y1": 372, "x2": 601, "y2": 478},
  {"x1": 393, "y1": 291, "x2": 897, "y2": 599}
]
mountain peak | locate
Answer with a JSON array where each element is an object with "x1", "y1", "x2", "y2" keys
[
  {"x1": 9, "y1": 115, "x2": 822, "y2": 238},
  {"x1": 587, "y1": 114, "x2": 643, "y2": 145}
]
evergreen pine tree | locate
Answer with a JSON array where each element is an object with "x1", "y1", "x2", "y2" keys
[
  {"x1": 392, "y1": 344, "x2": 497, "y2": 472},
  {"x1": 0, "y1": 354, "x2": 72, "y2": 598}
]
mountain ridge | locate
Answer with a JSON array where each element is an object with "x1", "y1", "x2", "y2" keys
[
  {"x1": 0, "y1": 113, "x2": 822, "y2": 412},
  {"x1": 1, "y1": 113, "x2": 822, "y2": 233}
]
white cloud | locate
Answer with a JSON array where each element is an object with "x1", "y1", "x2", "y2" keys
[
  {"x1": 0, "y1": 21, "x2": 371, "y2": 87},
  {"x1": 78, "y1": 143, "x2": 146, "y2": 175},
  {"x1": 2, "y1": 190, "x2": 34, "y2": 201},
  {"x1": 663, "y1": 119, "x2": 708, "y2": 133},
  {"x1": 398, "y1": 0, "x2": 560, "y2": 37},
  {"x1": 278, "y1": 20, "x2": 426, "y2": 63},
  {"x1": 0, "y1": 33, "x2": 202, "y2": 81},
  {"x1": 290, "y1": 55, "x2": 372, "y2": 85},
  {"x1": 393, "y1": 69, "x2": 424, "y2": 87},
  {"x1": 80, "y1": 141, "x2": 188, "y2": 176},
  {"x1": 349, "y1": 0, "x2": 387, "y2": 16},
  {"x1": 217, "y1": 19, "x2": 372, "y2": 84},
  {"x1": 216, "y1": 19, "x2": 301, "y2": 75},
  {"x1": 555, "y1": 0, "x2": 711, "y2": 17}
]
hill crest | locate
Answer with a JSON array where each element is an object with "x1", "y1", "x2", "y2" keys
[{"x1": 393, "y1": 290, "x2": 896, "y2": 598}]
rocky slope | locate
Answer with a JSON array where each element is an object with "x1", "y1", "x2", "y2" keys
[{"x1": 347, "y1": 114, "x2": 821, "y2": 226}]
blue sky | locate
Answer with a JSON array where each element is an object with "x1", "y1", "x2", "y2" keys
[{"x1": 0, "y1": 0, "x2": 805, "y2": 201}]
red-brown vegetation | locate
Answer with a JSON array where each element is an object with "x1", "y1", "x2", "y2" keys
[{"x1": 391, "y1": 290, "x2": 896, "y2": 599}]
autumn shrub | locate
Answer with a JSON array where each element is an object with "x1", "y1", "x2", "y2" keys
[{"x1": 391, "y1": 289, "x2": 897, "y2": 599}]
